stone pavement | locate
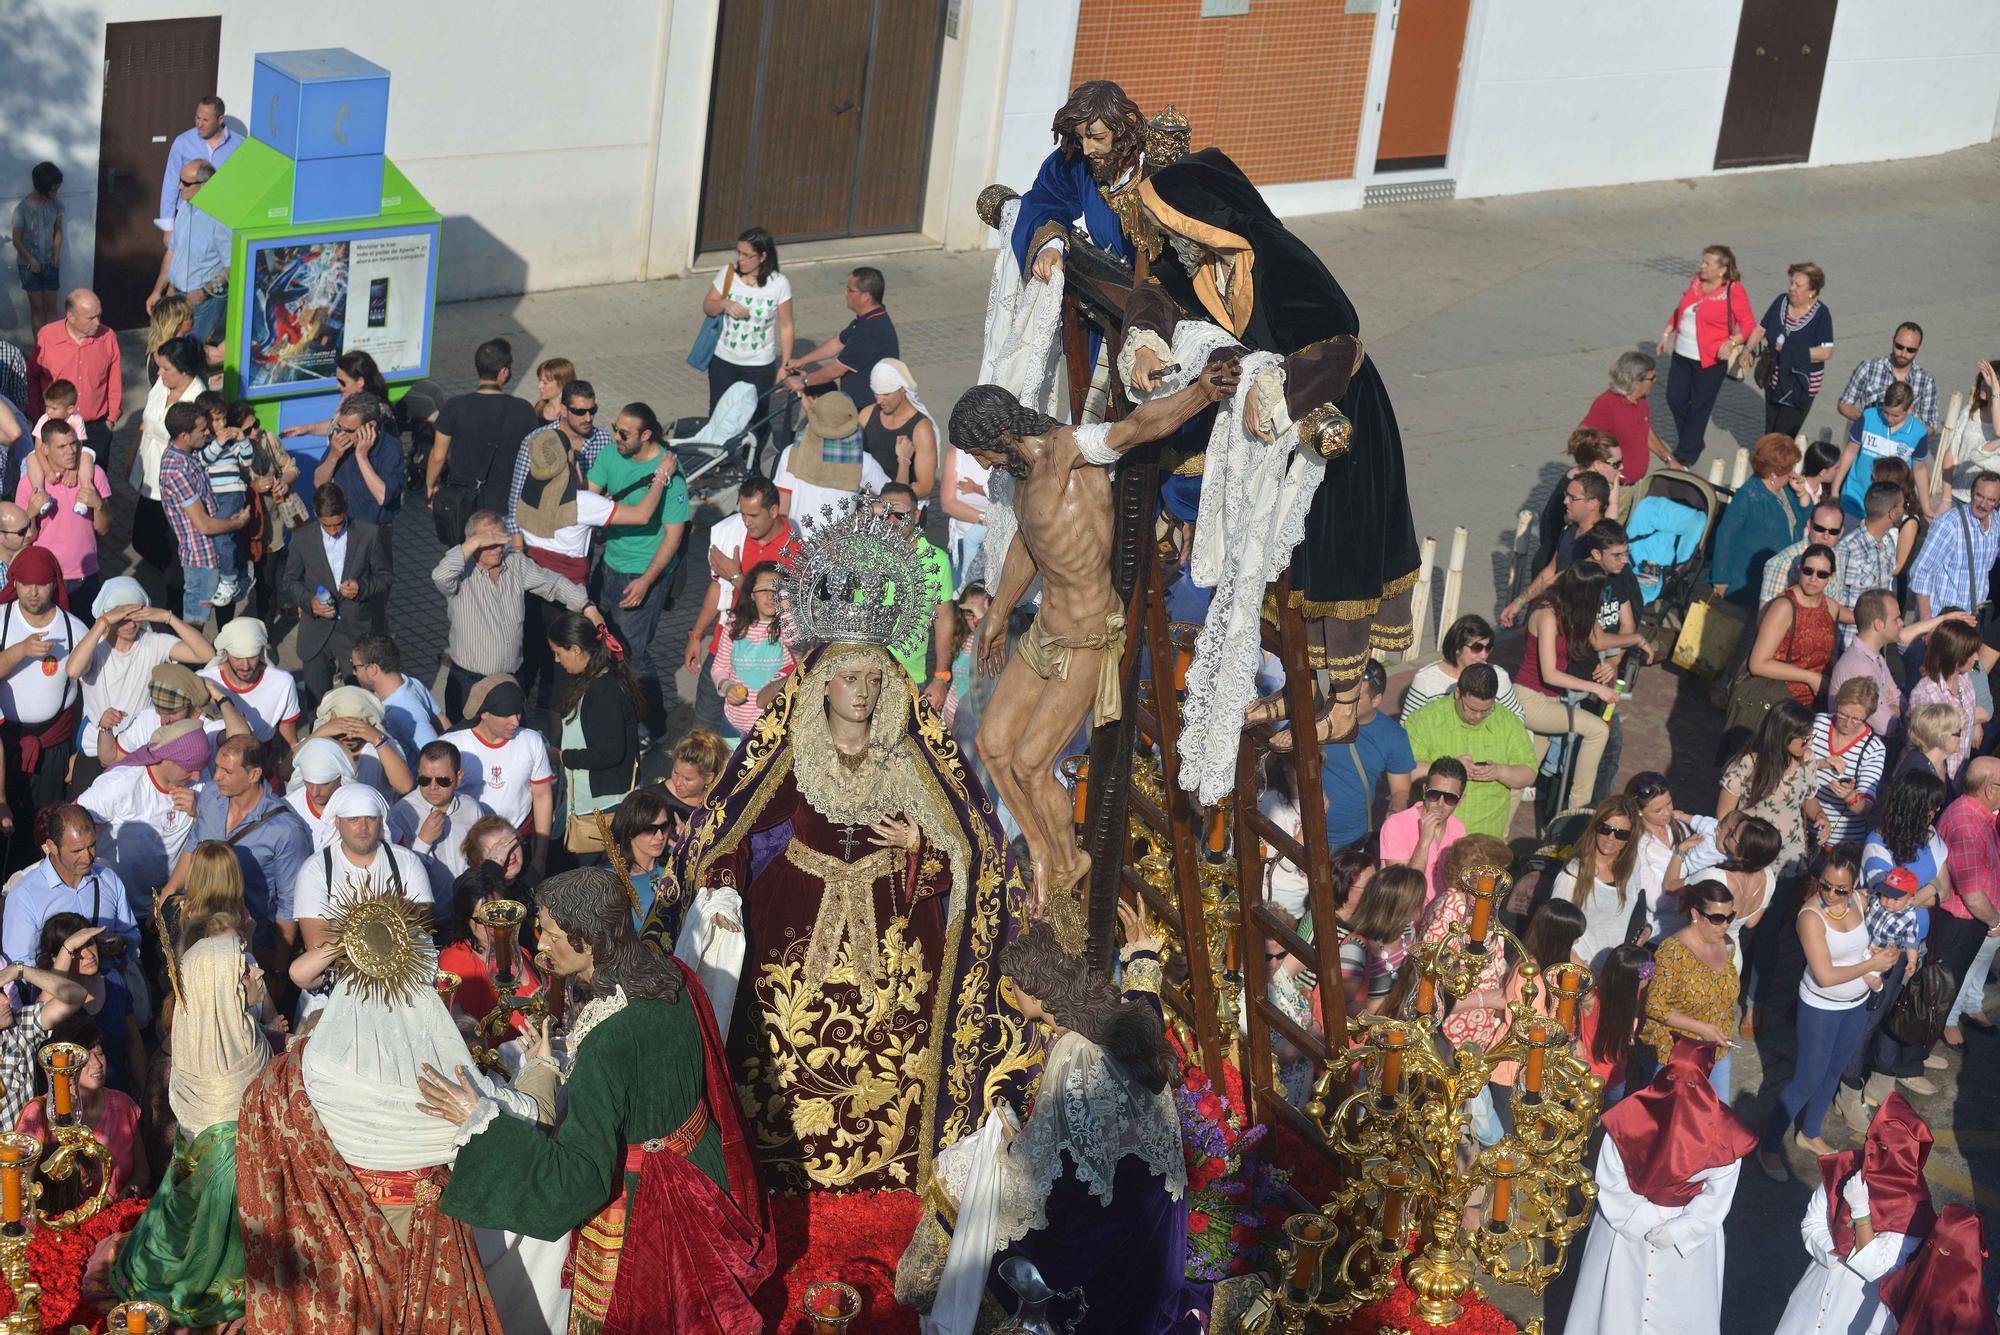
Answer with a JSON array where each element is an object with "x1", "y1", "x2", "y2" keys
[{"x1": 70, "y1": 138, "x2": 2000, "y2": 1323}]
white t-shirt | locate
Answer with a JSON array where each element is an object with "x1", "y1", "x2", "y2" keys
[
  {"x1": 0, "y1": 607, "x2": 87, "y2": 727},
  {"x1": 707, "y1": 513, "x2": 747, "y2": 619},
  {"x1": 199, "y1": 664, "x2": 301, "y2": 742},
  {"x1": 774, "y1": 445, "x2": 889, "y2": 534},
  {"x1": 711, "y1": 268, "x2": 793, "y2": 367},
  {"x1": 287, "y1": 788, "x2": 337, "y2": 850},
  {"x1": 1674, "y1": 302, "x2": 1702, "y2": 360},
  {"x1": 947, "y1": 448, "x2": 992, "y2": 547},
  {"x1": 292, "y1": 841, "x2": 434, "y2": 922},
  {"x1": 77, "y1": 764, "x2": 194, "y2": 907},
  {"x1": 77, "y1": 632, "x2": 176, "y2": 734},
  {"x1": 441, "y1": 727, "x2": 553, "y2": 827},
  {"x1": 1554, "y1": 865, "x2": 1635, "y2": 971},
  {"x1": 521, "y1": 490, "x2": 615, "y2": 562}
]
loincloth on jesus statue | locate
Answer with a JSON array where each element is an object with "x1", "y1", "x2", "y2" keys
[{"x1": 1014, "y1": 608, "x2": 1127, "y2": 728}]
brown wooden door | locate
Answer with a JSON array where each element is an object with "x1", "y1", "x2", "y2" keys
[
  {"x1": 698, "y1": 0, "x2": 945, "y2": 250},
  {"x1": 1373, "y1": 0, "x2": 1473, "y2": 173},
  {"x1": 1714, "y1": 0, "x2": 1838, "y2": 169},
  {"x1": 93, "y1": 18, "x2": 222, "y2": 330}
]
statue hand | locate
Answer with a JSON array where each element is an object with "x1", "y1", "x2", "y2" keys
[
  {"x1": 415, "y1": 1062, "x2": 482, "y2": 1125},
  {"x1": 1129, "y1": 345, "x2": 1164, "y2": 396},
  {"x1": 1031, "y1": 246, "x2": 1064, "y2": 283},
  {"x1": 522, "y1": 1017, "x2": 555, "y2": 1065},
  {"x1": 975, "y1": 618, "x2": 1008, "y2": 677},
  {"x1": 1242, "y1": 377, "x2": 1274, "y2": 443},
  {"x1": 868, "y1": 816, "x2": 921, "y2": 854}
]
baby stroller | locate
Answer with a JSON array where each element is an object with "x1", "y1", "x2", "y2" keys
[
  {"x1": 668, "y1": 381, "x2": 794, "y2": 489},
  {"x1": 1623, "y1": 468, "x2": 1725, "y2": 654}
]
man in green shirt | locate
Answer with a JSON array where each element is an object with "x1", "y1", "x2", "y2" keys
[
  {"x1": 587, "y1": 404, "x2": 689, "y2": 736},
  {"x1": 1402, "y1": 663, "x2": 1536, "y2": 839},
  {"x1": 877, "y1": 483, "x2": 956, "y2": 711}
]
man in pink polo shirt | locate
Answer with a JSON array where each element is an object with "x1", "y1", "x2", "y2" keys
[
  {"x1": 1377, "y1": 757, "x2": 1468, "y2": 906},
  {"x1": 27, "y1": 290, "x2": 120, "y2": 462}
]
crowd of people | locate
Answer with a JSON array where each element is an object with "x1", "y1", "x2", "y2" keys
[{"x1": 2, "y1": 76, "x2": 1997, "y2": 1334}]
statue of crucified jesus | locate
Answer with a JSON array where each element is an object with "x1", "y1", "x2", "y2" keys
[{"x1": 952, "y1": 355, "x2": 1240, "y2": 917}]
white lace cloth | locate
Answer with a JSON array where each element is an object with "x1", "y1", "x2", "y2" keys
[
  {"x1": 987, "y1": 1029, "x2": 1185, "y2": 1252},
  {"x1": 922, "y1": 1107, "x2": 1016, "y2": 1335},
  {"x1": 1176, "y1": 349, "x2": 1324, "y2": 805},
  {"x1": 976, "y1": 198, "x2": 1069, "y2": 590}
]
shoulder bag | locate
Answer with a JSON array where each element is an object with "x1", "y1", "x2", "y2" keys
[
  {"x1": 1724, "y1": 281, "x2": 1750, "y2": 380},
  {"x1": 1753, "y1": 297, "x2": 1779, "y2": 393},
  {"x1": 686, "y1": 267, "x2": 735, "y2": 373},
  {"x1": 1723, "y1": 594, "x2": 1805, "y2": 738},
  {"x1": 1884, "y1": 954, "x2": 1959, "y2": 1048},
  {"x1": 431, "y1": 413, "x2": 509, "y2": 546}
]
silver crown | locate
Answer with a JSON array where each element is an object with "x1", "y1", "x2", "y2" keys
[{"x1": 781, "y1": 499, "x2": 933, "y2": 658}]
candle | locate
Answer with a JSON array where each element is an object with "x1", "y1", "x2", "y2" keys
[
  {"x1": 1524, "y1": 1022, "x2": 1549, "y2": 1095},
  {"x1": 1490, "y1": 1158, "x2": 1515, "y2": 1228},
  {"x1": 1072, "y1": 763, "x2": 1089, "y2": 825},
  {"x1": 1379, "y1": 1032, "x2": 1406, "y2": 1098},
  {"x1": 1468, "y1": 873, "x2": 1496, "y2": 943},
  {"x1": 1174, "y1": 645, "x2": 1192, "y2": 692},
  {"x1": 1381, "y1": 1169, "x2": 1409, "y2": 1241},
  {"x1": 124, "y1": 1306, "x2": 148, "y2": 1334},
  {"x1": 1288, "y1": 1220, "x2": 1324, "y2": 1291},
  {"x1": 0, "y1": 1146, "x2": 21, "y2": 1225},
  {"x1": 1206, "y1": 808, "x2": 1226, "y2": 854},
  {"x1": 1553, "y1": 967, "x2": 1581, "y2": 1033},
  {"x1": 49, "y1": 1050, "x2": 73, "y2": 1117},
  {"x1": 1415, "y1": 972, "x2": 1436, "y2": 1017}
]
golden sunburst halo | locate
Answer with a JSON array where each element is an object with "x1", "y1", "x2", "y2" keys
[{"x1": 326, "y1": 886, "x2": 435, "y2": 1007}]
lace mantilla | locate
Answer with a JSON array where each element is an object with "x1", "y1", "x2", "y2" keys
[
  {"x1": 976, "y1": 199, "x2": 1068, "y2": 596},
  {"x1": 561, "y1": 985, "x2": 630, "y2": 1082},
  {"x1": 1179, "y1": 349, "x2": 1324, "y2": 806},
  {"x1": 991, "y1": 1031, "x2": 1186, "y2": 1252},
  {"x1": 788, "y1": 647, "x2": 971, "y2": 912}
]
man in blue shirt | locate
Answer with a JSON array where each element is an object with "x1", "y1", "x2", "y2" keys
[
  {"x1": 160, "y1": 736, "x2": 311, "y2": 957},
  {"x1": 1319, "y1": 659, "x2": 1420, "y2": 851},
  {"x1": 157, "y1": 96, "x2": 240, "y2": 232},
  {"x1": 780, "y1": 268, "x2": 899, "y2": 410},
  {"x1": 349, "y1": 632, "x2": 444, "y2": 759},
  {"x1": 311, "y1": 393, "x2": 404, "y2": 534},
  {"x1": 1, "y1": 805, "x2": 140, "y2": 968},
  {"x1": 147, "y1": 159, "x2": 233, "y2": 343}
]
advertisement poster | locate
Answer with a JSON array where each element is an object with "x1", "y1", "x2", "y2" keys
[
  {"x1": 242, "y1": 228, "x2": 435, "y2": 393},
  {"x1": 341, "y1": 232, "x2": 432, "y2": 375},
  {"x1": 244, "y1": 240, "x2": 347, "y2": 389}
]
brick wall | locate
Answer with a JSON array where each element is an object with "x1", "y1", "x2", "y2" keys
[{"x1": 1069, "y1": 0, "x2": 1378, "y2": 185}]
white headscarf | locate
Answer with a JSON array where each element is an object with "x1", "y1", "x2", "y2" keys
[
  {"x1": 868, "y1": 357, "x2": 931, "y2": 421},
  {"x1": 169, "y1": 936, "x2": 270, "y2": 1140},
  {"x1": 313, "y1": 685, "x2": 386, "y2": 732},
  {"x1": 314, "y1": 782, "x2": 390, "y2": 852},
  {"x1": 289, "y1": 736, "x2": 357, "y2": 798},
  {"x1": 299, "y1": 958, "x2": 509, "y2": 1171},
  {"x1": 211, "y1": 616, "x2": 269, "y2": 661},
  {"x1": 90, "y1": 576, "x2": 149, "y2": 620}
]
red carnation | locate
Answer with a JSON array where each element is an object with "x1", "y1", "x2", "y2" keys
[
  {"x1": 1188, "y1": 1210, "x2": 1210, "y2": 1232},
  {"x1": 1230, "y1": 1223, "x2": 1259, "y2": 1249}
]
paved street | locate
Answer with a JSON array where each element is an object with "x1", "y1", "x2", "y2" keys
[{"x1": 75, "y1": 138, "x2": 2000, "y2": 1327}]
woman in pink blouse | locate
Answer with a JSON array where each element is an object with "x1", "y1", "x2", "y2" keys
[
  {"x1": 1907, "y1": 619, "x2": 1986, "y2": 781},
  {"x1": 1655, "y1": 245, "x2": 1754, "y2": 466}
]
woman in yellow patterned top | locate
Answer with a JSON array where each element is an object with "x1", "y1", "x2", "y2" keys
[{"x1": 1639, "y1": 880, "x2": 1741, "y2": 1102}]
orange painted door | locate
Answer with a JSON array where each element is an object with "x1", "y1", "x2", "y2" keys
[{"x1": 1373, "y1": 0, "x2": 1473, "y2": 172}]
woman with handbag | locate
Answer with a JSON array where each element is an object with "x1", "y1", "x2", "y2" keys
[
  {"x1": 1905, "y1": 618, "x2": 1985, "y2": 781},
  {"x1": 1655, "y1": 245, "x2": 1755, "y2": 465},
  {"x1": 1757, "y1": 847, "x2": 1900, "y2": 1181},
  {"x1": 1555, "y1": 795, "x2": 1647, "y2": 970},
  {"x1": 547, "y1": 613, "x2": 642, "y2": 866},
  {"x1": 1745, "y1": 263, "x2": 1835, "y2": 439},
  {"x1": 237, "y1": 404, "x2": 304, "y2": 627},
  {"x1": 1716, "y1": 699, "x2": 1824, "y2": 882},
  {"x1": 699, "y1": 227, "x2": 793, "y2": 451},
  {"x1": 1518, "y1": 561, "x2": 1619, "y2": 809},
  {"x1": 1848, "y1": 769, "x2": 1952, "y2": 1108},
  {"x1": 1745, "y1": 542, "x2": 1839, "y2": 710}
]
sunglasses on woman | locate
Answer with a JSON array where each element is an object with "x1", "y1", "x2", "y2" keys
[
  {"x1": 1799, "y1": 565, "x2": 1833, "y2": 580},
  {"x1": 1699, "y1": 909, "x2": 1736, "y2": 925},
  {"x1": 1598, "y1": 824, "x2": 1633, "y2": 841},
  {"x1": 1815, "y1": 878, "x2": 1853, "y2": 896},
  {"x1": 642, "y1": 819, "x2": 675, "y2": 836}
]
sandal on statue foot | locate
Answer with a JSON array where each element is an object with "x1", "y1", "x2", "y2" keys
[
  {"x1": 1268, "y1": 695, "x2": 1359, "y2": 753},
  {"x1": 1242, "y1": 691, "x2": 1293, "y2": 729}
]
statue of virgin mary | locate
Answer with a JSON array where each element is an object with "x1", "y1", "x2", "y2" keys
[{"x1": 645, "y1": 503, "x2": 1033, "y2": 1194}]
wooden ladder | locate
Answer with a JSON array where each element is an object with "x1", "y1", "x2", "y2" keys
[{"x1": 1060, "y1": 288, "x2": 1348, "y2": 1171}]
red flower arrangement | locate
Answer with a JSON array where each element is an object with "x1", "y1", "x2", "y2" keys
[
  {"x1": 0, "y1": 1197, "x2": 150, "y2": 1335},
  {"x1": 1327, "y1": 1262, "x2": 1519, "y2": 1335},
  {"x1": 1177, "y1": 1068, "x2": 1291, "y2": 1282}
]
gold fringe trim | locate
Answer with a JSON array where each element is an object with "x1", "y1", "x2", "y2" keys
[{"x1": 1287, "y1": 565, "x2": 1421, "y2": 620}]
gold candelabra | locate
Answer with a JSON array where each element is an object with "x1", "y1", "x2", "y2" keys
[
  {"x1": 467, "y1": 900, "x2": 553, "y2": 1079},
  {"x1": 31, "y1": 1044, "x2": 112, "y2": 1233},
  {"x1": 0, "y1": 1130, "x2": 39, "y2": 1335},
  {"x1": 1276, "y1": 864, "x2": 1601, "y2": 1329}
]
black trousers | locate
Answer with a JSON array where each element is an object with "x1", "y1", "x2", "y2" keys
[
  {"x1": 132, "y1": 497, "x2": 181, "y2": 607},
  {"x1": 1667, "y1": 355, "x2": 1728, "y2": 465},
  {"x1": 1765, "y1": 396, "x2": 1815, "y2": 440}
]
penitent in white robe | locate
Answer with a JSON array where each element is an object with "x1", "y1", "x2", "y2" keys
[
  {"x1": 1772, "y1": 1184, "x2": 1920, "y2": 1335},
  {"x1": 1565, "y1": 1136, "x2": 1740, "y2": 1335}
]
